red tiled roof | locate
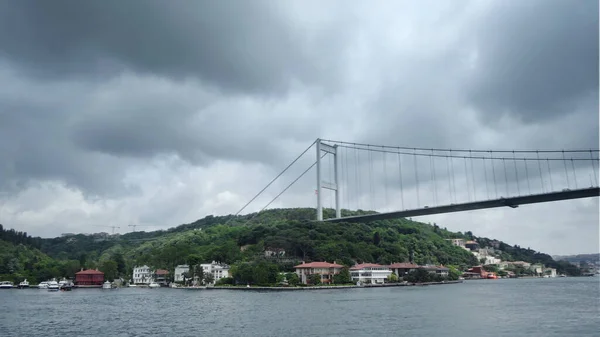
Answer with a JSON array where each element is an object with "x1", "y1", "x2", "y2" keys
[
  {"x1": 350, "y1": 263, "x2": 386, "y2": 270},
  {"x1": 155, "y1": 269, "x2": 169, "y2": 275},
  {"x1": 388, "y1": 262, "x2": 419, "y2": 269},
  {"x1": 75, "y1": 269, "x2": 104, "y2": 275},
  {"x1": 294, "y1": 261, "x2": 343, "y2": 269}
]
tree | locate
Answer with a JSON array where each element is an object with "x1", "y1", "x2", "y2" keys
[
  {"x1": 333, "y1": 267, "x2": 351, "y2": 284},
  {"x1": 203, "y1": 272, "x2": 214, "y2": 285},
  {"x1": 387, "y1": 273, "x2": 399, "y2": 283},
  {"x1": 285, "y1": 272, "x2": 299, "y2": 286},
  {"x1": 308, "y1": 273, "x2": 321, "y2": 285},
  {"x1": 373, "y1": 232, "x2": 381, "y2": 246},
  {"x1": 99, "y1": 260, "x2": 118, "y2": 282}
]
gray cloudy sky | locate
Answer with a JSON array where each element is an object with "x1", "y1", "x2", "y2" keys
[{"x1": 0, "y1": 0, "x2": 598, "y2": 255}]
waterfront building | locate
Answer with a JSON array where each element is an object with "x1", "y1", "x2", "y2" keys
[
  {"x1": 388, "y1": 262, "x2": 419, "y2": 278},
  {"x1": 154, "y1": 269, "x2": 169, "y2": 285},
  {"x1": 174, "y1": 265, "x2": 189, "y2": 282},
  {"x1": 294, "y1": 261, "x2": 344, "y2": 284},
  {"x1": 350, "y1": 263, "x2": 392, "y2": 284},
  {"x1": 200, "y1": 261, "x2": 230, "y2": 283},
  {"x1": 133, "y1": 265, "x2": 153, "y2": 284},
  {"x1": 75, "y1": 269, "x2": 105, "y2": 287}
]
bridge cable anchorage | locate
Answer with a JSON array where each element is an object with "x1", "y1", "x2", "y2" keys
[
  {"x1": 323, "y1": 139, "x2": 598, "y2": 154},
  {"x1": 513, "y1": 151, "x2": 521, "y2": 196},
  {"x1": 470, "y1": 150, "x2": 477, "y2": 200},
  {"x1": 562, "y1": 150, "x2": 571, "y2": 189},
  {"x1": 591, "y1": 150, "x2": 599, "y2": 186},
  {"x1": 414, "y1": 150, "x2": 420, "y2": 208},
  {"x1": 491, "y1": 151, "x2": 498, "y2": 198},
  {"x1": 546, "y1": 159, "x2": 554, "y2": 192},
  {"x1": 397, "y1": 150, "x2": 405, "y2": 210},
  {"x1": 368, "y1": 144, "x2": 374, "y2": 211},
  {"x1": 463, "y1": 156, "x2": 471, "y2": 202},
  {"x1": 536, "y1": 151, "x2": 545, "y2": 193},
  {"x1": 383, "y1": 146, "x2": 388, "y2": 212},
  {"x1": 502, "y1": 158, "x2": 509, "y2": 197},
  {"x1": 244, "y1": 152, "x2": 328, "y2": 226},
  {"x1": 524, "y1": 158, "x2": 532, "y2": 195},
  {"x1": 226, "y1": 139, "x2": 317, "y2": 225},
  {"x1": 571, "y1": 159, "x2": 578, "y2": 189}
]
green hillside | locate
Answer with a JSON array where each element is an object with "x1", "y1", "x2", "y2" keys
[{"x1": 0, "y1": 208, "x2": 583, "y2": 283}]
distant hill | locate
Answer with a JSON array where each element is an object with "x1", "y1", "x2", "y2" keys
[
  {"x1": 0, "y1": 208, "x2": 584, "y2": 282},
  {"x1": 553, "y1": 253, "x2": 600, "y2": 263}
]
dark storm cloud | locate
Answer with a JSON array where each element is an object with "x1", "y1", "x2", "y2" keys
[
  {"x1": 466, "y1": 0, "x2": 599, "y2": 123},
  {"x1": 0, "y1": 0, "x2": 349, "y2": 95}
]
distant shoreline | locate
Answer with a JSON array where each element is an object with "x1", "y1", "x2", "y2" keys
[{"x1": 173, "y1": 280, "x2": 464, "y2": 291}]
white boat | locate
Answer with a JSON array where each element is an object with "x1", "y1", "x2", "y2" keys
[
  {"x1": 148, "y1": 282, "x2": 160, "y2": 288},
  {"x1": 102, "y1": 281, "x2": 112, "y2": 289},
  {"x1": 47, "y1": 280, "x2": 60, "y2": 291},
  {"x1": 0, "y1": 281, "x2": 14, "y2": 289},
  {"x1": 18, "y1": 279, "x2": 29, "y2": 288},
  {"x1": 38, "y1": 281, "x2": 49, "y2": 289}
]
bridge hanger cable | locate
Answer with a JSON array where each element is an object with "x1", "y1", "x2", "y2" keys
[
  {"x1": 502, "y1": 158, "x2": 509, "y2": 197},
  {"x1": 591, "y1": 150, "x2": 598, "y2": 186},
  {"x1": 344, "y1": 146, "x2": 349, "y2": 212},
  {"x1": 354, "y1": 146, "x2": 360, "y2": 210},
  {"x1": 483, "y1": 155, "x2": 489, "y2": 199},
  {"x1": 513, "y1": 152, "x2": 521, "y2": 196},
  {"x1": 430, "y1": 151, "x2": 437, "y2": 205},
  {"x1": 334, "y1": 144, "x2": 599, "y2": 161},
  {"x1": 243, "y1": 152, "x2": 327, "y2": 226},
  {"x1": 463, "y1": 157, "x2": 471, "y2": 202},
  {"x1": 562, "y1": 151, "x2": 570, "y2": 189},
  {"x1": 398, "y1": 151, "x2": 405, "y2": 210},
  {"x1": 546, "y1": 159, "x2": 554, "y2": 191},
  {"x1": 470, "y1": 151, "x2": 477, "y2": 200},
  {"x1": 450, "y1": 151, "x2": 457, "y2": 202},
  {"x1": 368, "y1": 145, "x2": 374, "y2": 210},
  {"x1": 446, "y1": 155, "x2": 453, "y2": 203},
  {"x1": 226, "y1": 140, "x2": 317, "y2": 224},
  {"x1": 524, "y1": 158, "x2": 532, "y2": 194},
  {"x1": 537, "y1": 152, "x2": 545, "y2": 193},
  {"x1": 383, "y1": 147, "x2": 388, "y2": 211},
  {"x1": 414, "y1": 151, "x2": 420, "y2": 208},
  {"x1": 321, "y1": 139, "x2": 600, "y2": 154},
  {"x1": 571, "y1": 159, "x2": 578, "y2": 189},
  {"x1": 491, "y1": 152, "x2": 498, "y2": 198}
]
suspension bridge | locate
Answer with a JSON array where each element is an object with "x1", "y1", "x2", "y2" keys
[{"x1": 233, "y1": 139, "x2": 600, "y2": 224}]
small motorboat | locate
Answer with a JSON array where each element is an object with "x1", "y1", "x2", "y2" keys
[
  {"x1": 38, "y1": 281, "x2": 49, "y2": 289},
  {"x1": 148, "y1": 282, "x2": 160, "y2": 288},
  {"x1": 18, "y1": 279, "x2": 30, "y2": 289},
  {"x1": 102, "y1": 281, "x2": 112, "y2": 289},
  {"x1": 47, "y1": 280, "x2": 60, "y2": 291},
  {"x1": 0, "y1": 281, "x2": 14, "y2": 289}
]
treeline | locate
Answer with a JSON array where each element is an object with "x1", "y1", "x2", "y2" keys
[{"x1": 0, "y1": 224, "x2": 43, "y2": 249}]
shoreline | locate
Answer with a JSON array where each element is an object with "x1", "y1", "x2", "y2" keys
[{"x1": 176, "y1": 280, "x2": 464, "y2": 291}]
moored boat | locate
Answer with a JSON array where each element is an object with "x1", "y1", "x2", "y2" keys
[
  {"x1": 0, "y1": 281, "x2": 14, "y2": 289},
  {"x1": 148, "y1": 282, "x2": 160, "y2": 288},
  {"x1": 18, "y1": 279, "x2": 30, "y2": 289},
  {"x1": 102, "y1": 281, "x2": 112, "y2": 289},
  {"x1": 47, "y1": 280, "x2": 60, "y2": 291}
]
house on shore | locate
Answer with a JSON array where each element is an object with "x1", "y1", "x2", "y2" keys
[
  {"x1": 388, "y1": 262, "x2": 419, "y2": 278},
  {"x1": 294, "y1": 261, "x2": 344, "y2": 284},
  {"x1": 154, "y1": 269, "x2": 169, "y2": 285},
  {"x1": 200, "y1": 261, "x2": 230, "y2": 283},
  {"x1": 133, "y1": 265, "x2": 153, "y2": 284},
  {"x1": 174, "y1": 265, "x2": 189, "y2": 282},
  {"x1": 350, "y1": 263, "x2": 392, "y2": 284},
  {"x1": 75, "y1": 269, "x2": 105, "y2": 287}
]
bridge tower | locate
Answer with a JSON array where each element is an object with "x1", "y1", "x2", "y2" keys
[{"x1": 316, "y1": 139, "x2": 341, "y2": 221}]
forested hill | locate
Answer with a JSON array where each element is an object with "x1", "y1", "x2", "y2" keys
[{"x1": 0, "y1": 208, "x2": 580, "y2": 283}]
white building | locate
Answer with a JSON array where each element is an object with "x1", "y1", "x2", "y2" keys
[
  {"x1": 132, "y1": 265, "x2": 153, "y2": 284},
  {"x1": 293, "y1": 261, "x2": 344, "y2": 284},
  {"x1": 200, "y1": 261, "x2": 230, "y2": 283},
  {"x1": 350, "y1": 263, "x2": 392, "y2": 284},
  {"x1": 174, "y1": 265, "x2": 189, "y2": 282}
]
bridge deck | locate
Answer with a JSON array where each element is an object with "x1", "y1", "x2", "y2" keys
[{"x1": 323, "y1": 187, "x2": 600, "y2": 223}]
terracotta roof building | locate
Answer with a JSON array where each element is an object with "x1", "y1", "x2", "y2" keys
[
  {"x1": 294, "y1": 261, "x2": 344, "y2": 284},
  {"x1": 389, "y1": 262, "x2": 419, "y2": 277},
  {"x1": 75, "y1": 269, "x2": 105, "y2": 287}
]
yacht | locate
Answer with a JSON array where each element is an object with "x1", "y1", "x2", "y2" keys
[
  {"x1": 0, "y1": 281, "x2": 14, "y2": 289},
  {"x1": 148, "y1": 282, "x2": 160, "y2": 288},
  {"x1": 38, "y1": 281, "x2": 49, "y2": 289},
  {"x1": 47, "y1": 280, "x2": 60, "y2": 291},
  {"x1": 18, "y1": 279, "x2": 30, "y2": 289}
]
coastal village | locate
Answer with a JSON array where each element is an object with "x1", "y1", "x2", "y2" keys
[{"x1": 1, "y1": 237, "x2": 580, "y2": 290}]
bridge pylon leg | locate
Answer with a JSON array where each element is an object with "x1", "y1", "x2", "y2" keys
[{"x1": 316, "y1": 139, "x2": 341, "y2": 221}]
